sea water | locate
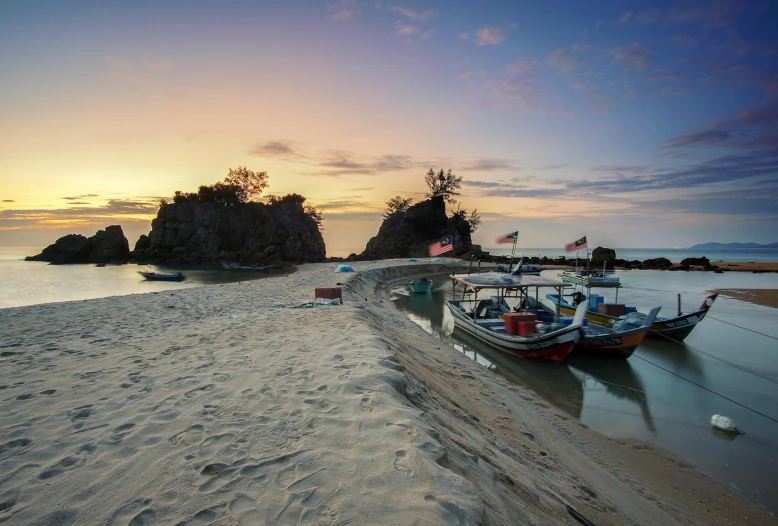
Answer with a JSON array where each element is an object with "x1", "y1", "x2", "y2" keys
[{"x1": 391, "y1": 270, "x2": 778, "y2": 515}]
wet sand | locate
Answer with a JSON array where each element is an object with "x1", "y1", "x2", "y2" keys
[
  {"x1": 710, "y1": 288, "x2": 778, "y2": 308},
  {"x1": 0, "y1": 260, "x2": 775, "y2": 525},
  {"x1": 713, "y1": 262, "x2": 778, "y2": 272}
]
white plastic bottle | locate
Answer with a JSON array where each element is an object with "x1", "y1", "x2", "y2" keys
[{"x1": 711, "y1": 414, "x2": 739, "y2": 433}]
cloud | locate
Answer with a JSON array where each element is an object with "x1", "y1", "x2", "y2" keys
[
  {"x1": 63, "y1": 194, "x2": 99, "y2": 200},
  {"x1": 611, "y1": 42, "x2": 655, "y2": 71},
  {"x1": 459, "y1": 159, "x2": 521, "y2": 171},
  {"x1": 311, "y1": 151, "x2": 417, "y2": 176},
  {"x1": 396, "y1": 22, "x2": 419, "y2": 36},
  {"x1": 475, "y1": 27, "x2": 504, "y2": 46},
  {"x1": 390, "y1": 6, "x2": 438, "y2": 20},
  {"x1": 535, "y1": 164, "x2": 567, "y2": 170},
  {"x1": 614, "y1": 10, "x2": 632, "y2": 24},
  {"x1": 636, "y1": 8, "x2": 661, "y2": 23},
  {"x1": 143, "y1": 58, "x2": 175, "y2": 71},
  {"x1": 419, "y1": 29, "x2": 435, "y2": 40},
  {"x1": 666, "y1": 0, "x2": 748, "y2": 28},
  {"x1": 247, "y1": 140, "x2": 306, "y2": 160},
  {"x1": 668, "y1": 34, "x2": 698, "y2": 47},
  {"x1": 590, "y1": 165, "x2": 652, "y2": 174},
  {"x1": 486, "y1": 77, "x2": 576, "y2": 115},
  {"x1": 0, "y1": 198, "x2": 161, "y2": 230},
  {"x1": 459, "y1": 33, "x2": 470, "y2": 40},
  {"x1": 505, "y1": 60, "x2": 537, "y2": 76},
  {"x1": 644, "y1": 68, "x2": 687, "y2": 83},
  {"x1": 110, "y1": 71, "x2": 152, "y2": 85},
  {"x1": 548, "y1": 46, "x2": 586, "y2": 73},
  {"x1": 2, "y1": 199, "x2": 14, "y2": 203},
  {"x1": 327, "y1": 0, "x2": 364, "y2": 20},
  {"x1": 664, "y1": 100, "x2": 778, "y2": 150}
]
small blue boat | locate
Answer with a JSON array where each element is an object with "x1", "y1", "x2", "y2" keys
[
  {"x1": 409, "y1": 277, "x2": 432, "y2": 294},
  {"x1": 139, "y1": 271, "x2": 185, "y2": 282},
  {"x1": 220, "y1": 260, "x2": 271, "y2": 272}
]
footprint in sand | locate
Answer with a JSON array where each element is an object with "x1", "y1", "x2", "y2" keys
[
  {"x1": 303, "y1": 398, "x2": 338, "y2": 413},
  {"x1": 69, "y1": 405, "x2": 93, "y2": 422},
  {"x1": 228, "y1": 495, "x2": 264, "y2": 525},
  {"x1": 109, "y1": 498, "x2": 155, "y2": 526},
  {"x1": 0, "y1": 438, "x2": 33, "y2": 455},
  {"x1": 393, "y1": 450, "x2": 414, "y2": 477},
  {"x1": 170, "y1": 424, "x2": 205, "y2": 445},
  {"x1": 359, "y1": 396, "x2": 373, "y2": 412}
]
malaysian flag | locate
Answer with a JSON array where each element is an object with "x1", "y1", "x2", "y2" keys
[
  {"x1": 429, "y1": 235, "x2": 453, "y2": 256},
  {"x1": 565, "y1": 236, "x2": 588, "y2": 252},
  {"x1": 496, "y1": 231, "x2": 518, "y2": 244}
]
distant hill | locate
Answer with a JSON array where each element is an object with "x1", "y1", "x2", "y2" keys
[{"x1": 688, "y1": 242, "x2": 778, "y2": 250}]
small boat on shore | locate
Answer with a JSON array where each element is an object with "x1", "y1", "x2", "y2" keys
[
  {"x1": 220, "y1": 260, "x2": 271, "y2": 272},
  {"x1": 446, "y1": 273, "x2": 587, "y2": 362},
  {"x1": 558, "y1": 269, "x2": 621, "y2": 288},
  {"x1": 139, "y1": 271, "x2": 185, "y2": 282},
  {"x1": 410, "y1": 277, "x2": 432, "y2": 294},
  {"x1": 496, "y1": 257, "x2": 543, "y2": 276},
  {"x1": 546, "y1": 293, "x2": 717, "y2": 341}
]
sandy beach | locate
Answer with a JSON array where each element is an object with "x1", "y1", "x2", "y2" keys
[
  {"x1": 1, "y1": 261, "x2": 775, "y2": 525},
  {"x1": 709, "y1": 289, "x2": 778, "y2": 309}
]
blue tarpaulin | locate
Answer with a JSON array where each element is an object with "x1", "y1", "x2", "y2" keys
[{"x1": 335, "y1": 264, "x2": 355, "y2": 273}]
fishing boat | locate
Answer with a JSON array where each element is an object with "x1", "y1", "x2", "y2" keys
[
  {"x1": 138, "y1": 271, "x2": 185, "y2": 282},
  {"x1": 546, "y1": 292, "x2": 718, "y2": 341},
  {"x1": 527, "y1": 297, "x2": 660, "y2": 358},
  {"x1": 496, "y1": 257, "x2": 542, "y2": 276},
  {"x1": 446, "y1": 272, "x2": 587, "y2": 362},
  {"x1": 558, "y1": 267, "x2": 621, "y2": 288},
  {"x1": 220, "y1": 260, "x2": 271, "y2": 272},
  {"x1": 409, "y1": 277, "x2": 432, "y2": 294}
]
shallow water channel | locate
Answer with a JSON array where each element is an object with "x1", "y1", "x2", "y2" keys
[{"x1": 390, "y1": 269, "x2": 778, "y2": 515}]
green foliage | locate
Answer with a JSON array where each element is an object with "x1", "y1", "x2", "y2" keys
[
  {"x1": 424, "y1": 168, "x2": 462, "y2": 204},
  {"x1": 224, "y1": 167, "x2": 269, "y2": 203},
  {"x1": 383, "y1": 196, "x2": 414, "y2": 219},
  {"x1": 451, "y1": 205, "x2": 482, "y2": 233},
  {"x1": 266, "y1": 193, "x2": 307, "y2": 206}
]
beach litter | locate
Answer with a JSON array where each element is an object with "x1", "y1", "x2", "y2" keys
[
  {"x1": 315, "y1": 297, "x2": 342, "y2": 305},
  {"x1": 711, "y1": 414, "x2": 743, "y2": 434},
  {"x1": 407, "y1": 258, "x2": 419, "y2": 262},
  {"x1": 228, "y1": 314, "x2": 236, "y2": 319},
  {"x1": 335, "y1": 264, "x2": 354, "y2": 273}
]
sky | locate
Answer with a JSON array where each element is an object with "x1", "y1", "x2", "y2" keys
[{"x1": 1, "y1": 0, "x2": 777, "y2": 256}]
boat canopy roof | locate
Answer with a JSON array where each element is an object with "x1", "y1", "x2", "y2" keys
[{"x1": 450, "y1": 272, "x2": 571, "y2": 290}]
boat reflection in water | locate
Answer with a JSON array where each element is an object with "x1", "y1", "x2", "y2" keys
[{"x1": 390, "y1": 280, "x2": 656, "y2": 430}]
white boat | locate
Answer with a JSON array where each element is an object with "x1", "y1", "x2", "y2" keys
[{"x1": 446, "y1": 272, "x2": 587, "y2": 362}]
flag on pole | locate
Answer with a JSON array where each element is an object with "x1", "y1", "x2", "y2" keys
[
  {"x1": 496, "y1": 231, "x2": 519, "y2": 244},
  {"x1": 429, "y1": 235, "x2": 453, "y2": 256},
  {"x1": 565, "y1": 236, "x2": 588, "y2": 253}
]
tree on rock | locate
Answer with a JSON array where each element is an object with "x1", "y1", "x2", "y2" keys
[
  {"x1": 425, "y1": 168, "x2": 462, "y2": 204},
  {"x1": 225, "y1": 167, "x2": 269, "y2": 203},
  {"x1": 383, "y1": 196, "x2": 414, "y2": 219}
]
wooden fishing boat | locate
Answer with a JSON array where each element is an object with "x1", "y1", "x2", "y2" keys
[
  {"x1": 546, "y1": 293, "x2": 718, "y2": 341},
  {"x1": 446, "y1": 273, "x2": 587, "y2": 362},
  {"x1": 409, "y1": 277, "x2": 432, "y2": 294},
  {"x1": 220, "y1": 260, "x2": 271, "y2": 272},
  {"x1": 496, "y1": 257, "x2": 542, "y2": 276},
  {"x1": 558, "y1": 269, "x2": 621, "y2": 288},
  {"x1": 138, "y1": 271, "x2": 185, "y2": 282},
  {"x1": 528, "y1": 297, "x2": 660, "y2": 358}
]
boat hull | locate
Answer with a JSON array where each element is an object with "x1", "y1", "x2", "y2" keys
[
  {"x1": 409, "y1": 281, "x2": 432, "y2": 294},
  {"x1": 555, "y1": 302, "x2": 710, "y2": 341},
  {"x1": 576, "y1": 329, "x2": 648, "y2": 358},
  {"x1": 445, "y1": 302, "x2": 579, "y2": 362},
  {"x1": 138, "y1": 271, "x2": 185, "y2": 282}
]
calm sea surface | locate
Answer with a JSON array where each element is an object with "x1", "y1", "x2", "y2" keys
[
  {"x1": 0, "y1": 247, "x2": 287, "y2": 309},
  {"x1": 391, "y1": 269, "x2": 778, "y2": 515}
]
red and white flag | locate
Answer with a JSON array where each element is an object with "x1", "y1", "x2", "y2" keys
[
  {"x1": 429, "y1": 235, "x2": 453, "y2": 256},
  {"x1": 565, "y1": 236, "x2": 588, "y2": 253}
]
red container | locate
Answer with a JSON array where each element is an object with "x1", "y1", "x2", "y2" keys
[
  {"x1": 503, "y1": 312, "x2": 537, "y2": 335},
  {"x1": 516, "y1": 321, "x2": 538, "y2": 336},
  {"x1": 315, "y1": 287, "x2": 342, "y2": 301},
  {"x1": 597, "y1": 303, "x2": 625, "y2": 316}
]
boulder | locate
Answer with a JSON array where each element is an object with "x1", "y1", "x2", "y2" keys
[
  {"x1": 133, "y1": 199, "x2": 325, "y2": 265},
  {"x1": 591, "y1": 247, "x2": 617, "y2": 269},
  {"x1": 680, "y1": 256, "x2": 712, "y2": 269},
  {"x1": 642, "y1": 257, "x2": 673, "y2": 270},
  {"x1": 360, "y1": 196, "x2": 474, "y2": 258},
  {"x1": 26, "y1": 226, "x2": 130, "y2": 264}
]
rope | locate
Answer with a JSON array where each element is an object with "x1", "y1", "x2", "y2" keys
[
  {"x1": 705, "y1": 315, "x2": 778, "y2": 341},
  {"x1": 631, "y1": 353, "x2": 778, "y2": 425}
]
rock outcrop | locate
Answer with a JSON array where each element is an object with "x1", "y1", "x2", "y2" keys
[
  {"x1": 132, "y1": 199, "x2": 325, "y2": 265},
  {"x1": 26, "y1": 225, "x2": 130, "y2": 264},
  {"x1": 590, "y1": 246, "x2": 617, "y2": 268},
  {"x1": 357, "y1": 196, "x2": 473, "y2": 259}
]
